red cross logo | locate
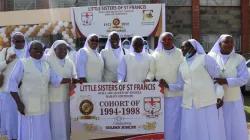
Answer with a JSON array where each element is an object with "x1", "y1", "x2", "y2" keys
[
  {"x1": 81, "y1": 12, "x2": 93, "y2": 25},
  {"x1": 85, "y1": 13, "x2": 89, "y2": 18},
  {"x1": 149, "y1": 98, "x2": 155, "y2": 106},
  {"x1": 145, "y1": 98, "x2": 156, "y2": 106}
]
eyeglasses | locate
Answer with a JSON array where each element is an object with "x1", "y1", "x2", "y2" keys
[{"x1": 15, "y1": 40, "x2": 25, "y2": 43}]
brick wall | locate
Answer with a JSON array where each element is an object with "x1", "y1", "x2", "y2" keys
[
  {"x1": 241, "y1": 0, "x2": 250, "y2": 54},
  {"x1": 200, "y1": 7, "x2": 241, "y2": 35},
  {"x1": 192, "y1": 0, "x2": 200, "y2": 40},
  {"x1": 166, "y1": 7, "x2": 192, "y2": 34}
]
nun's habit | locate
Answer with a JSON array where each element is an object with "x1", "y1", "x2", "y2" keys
[
  {"x1": 117, "y1": 36, "x2": 150, "y2": 82},
  {"x1": 146, "y1": 32, "x2": 183, "y2": 140},
  {"x1": 208, "y1": 34, "x2": 249, "y2": 140},
  {"x1": 75, "y1": 34, "x2": 104, "y2": 82},
  {"x1": 0, "y1": 32, "x2": 26, "y2": 140},
  {"x1": 6, "y1": 41, "x2": 62, "y2": 140},
  {"x1": 168, "y1": 39, "x2": 225, "y2": 140},
  {"x1": 45, "y1": 40, "x2": 77, "y2": 140},
  {"x1": 100, "y1": 31, "x2": 128, "y2": 82}
]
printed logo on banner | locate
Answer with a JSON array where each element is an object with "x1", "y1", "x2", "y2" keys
[
  {"x1": 79, "y1": 99, "x2": 94, "y2": 115},
  {"x1": 106, "y1": 18, "x2": 127, "y2": 33},
  {"x1": 111, "y1": 18, "x2": 124, "y2": 29},
  {"x1": 74, "y1": 97, "x2": 99, "y2": 121},
  {"x1": 143, "y1": 97, "x2": 162, "y2": 118},
  {"x1": 143, "y1": 10, "x2": 154, "y2": 20},
  {"x1": 113, "y1": 18, "x2": 120, "y2": 26},
  {"x1": 81, "y1": 12, "x2": 93, "y2": 25}
]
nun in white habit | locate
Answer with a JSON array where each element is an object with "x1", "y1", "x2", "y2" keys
[
  {"x1": 0, "y1": 32, "x2": 26, "y2": 140},
  {"x1": 45, "y1": 40, "x2": 77, "y2": 140},
  {"x1": 145, "y1": 32, "x2": 183, "y2": 140},
  {"x1": 122, "y1": 39, "x2": 130, "y2": 50},
  {"x1": 208, "y1": 34, "x2": 249, "y2": 140},
  {"x1": 161, "y1": 39, "x2": 225, "y2": 140},
  {"x1": 6, "y1": 40, "x2": 81, "y2": 140},
  {"x1": 117, "y1": 36, "x2": 150, "y2": 82},
  {"x1": 75, "y1": 33, "x2": 104, "y2": 83},
  {"x1": 100, "y1": 31, "x2": 129, "y2": 82},
  {"x1": 143, "y1": 40, "x2": 153, "y2": 55}
]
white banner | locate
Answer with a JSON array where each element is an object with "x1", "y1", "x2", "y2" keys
[
  {"x1": 70, "y1": 82, "x2": 164, "y2": 140},
  {"x1": 71, "y1": 4, "x2": 165, "y2": 38}
]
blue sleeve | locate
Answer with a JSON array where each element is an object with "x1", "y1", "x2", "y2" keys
[
  {"x1": 75, "y1": 49, "x2": 88, "y2": 78},
  {"x1": 226, "y1": 60, "x2": 249, "y2": 87},
  {"x1": 168, "y1": 66, "x2": 184, "y2": 92},
  {"x1": 49, "y1": 68, "x2": 63, "y2": 87},
  {"x1": 6, "y1": 60, "x2": 24, "y2": 92},
  {"x1": 117, "y1": 57, "x2": 127, "y2": 82}
]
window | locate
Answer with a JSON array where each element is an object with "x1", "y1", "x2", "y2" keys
[
  {"x1": 174, "y1": 34, "x2": 192, "y2": 48},
  {"x1": 200, "y1": 34, "x2": 241, "y2": 52},
  {"x1": 200, "y1": 7, "x2": 241, "y2": 52},
  {"x1": 50, "y1": 0, "x2": 97, "y2": 8},
  {"x1": 100, "y1": 0, "x2": 150, "y2": 5},
  {"x1": 246, "y1": 60, "x2": 250, "y2": 67},
  {"x1": 6, "y1": 0, "x2": 41, "y2": 11},
  {"x1": 243, "y1": 54, "x2": 250, "y2": 63},
  {"x1": 200, "y1": 0, "x2": 240, "y2": 6},
  {"x1": 166, "y1": 0, "x2": 192, "y2": 6}
]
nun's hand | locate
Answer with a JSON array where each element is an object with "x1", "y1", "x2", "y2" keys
[
  {"x1": 214, "y1": 78, "x2": 228, "y2": 85},
  {"x1": 17, "y1": 101, "x2": 25, "y2": 115},
  {"x1": 216, "y1": 98, "x2": 224, "y2": 109},
  {"x1": 6, "y1": 54, "x2": 16, "y2": 64},
  {"x1": 143, "y1": 79, "x2": 150, "y2": 83},
  {"x1": 80, "y1": 78, "x2": 87, "y2": 83},
  {"x1": 72, "y1": 78, "x2": 83, "y2": 84},
  {"x1": 69, "y1": 83, "x2": 77, "y2": 90},
  {"x1": 159, "y1": 79, "x2": 169, "y2": 89}
]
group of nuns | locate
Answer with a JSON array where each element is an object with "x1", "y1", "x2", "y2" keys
[{"x1": 0, "y1": 31, "x2": 248, "y2": 140}]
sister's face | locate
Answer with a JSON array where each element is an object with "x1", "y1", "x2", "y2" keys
[
  {"x1": 88, "y1": 36, "x2": 99, "y2": 50},
  {"x1": 29, "y1": 42, "x2": 44, "y2": 59},
  {"x1": 55, "y1": 44, "x2": 68, "y2": 59},
  {"x1": 133, "y1": 38, "x2": 144, "y2": 53}
]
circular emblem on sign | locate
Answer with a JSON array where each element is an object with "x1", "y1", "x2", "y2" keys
[
  {"x1": 79, "y1": 99, "x2": 94, "y2": 115},
  {"x1": 113, "y1": 18, "x2": 120, "y2": 26}
]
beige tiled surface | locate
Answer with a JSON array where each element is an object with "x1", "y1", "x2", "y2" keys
[
  {"x1": 0, "y1": 135, "x2": 7, "y2": 140},
  {"x1": 0, "y1": 130, "x2": 250, "y2": 140}
]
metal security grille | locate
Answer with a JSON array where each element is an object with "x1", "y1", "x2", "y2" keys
[
  {"x1": 6, "y1": 0, "x2": 41, "y2": 11},
  {"x1": 100, "y1": 0, "x2": 192, "y2": 5},
  {"x1": 200, "y1": 0, "x2": 240, "y2": 6},
  {"x1": 100, "y1": 0, "x2": 150, "y2": 5},
  {"x1": 200, "y1": 34, "x2": 241, "y2": 52},
  {"x1": 50, "y1": 0, "x2": 97, "y2": 8},
  {"x1": 174, "y1": 34, "x2": 192, "y2": 48},
  {"x1": 166, "y1": 0, "x2": 192, "y2": 6}
]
